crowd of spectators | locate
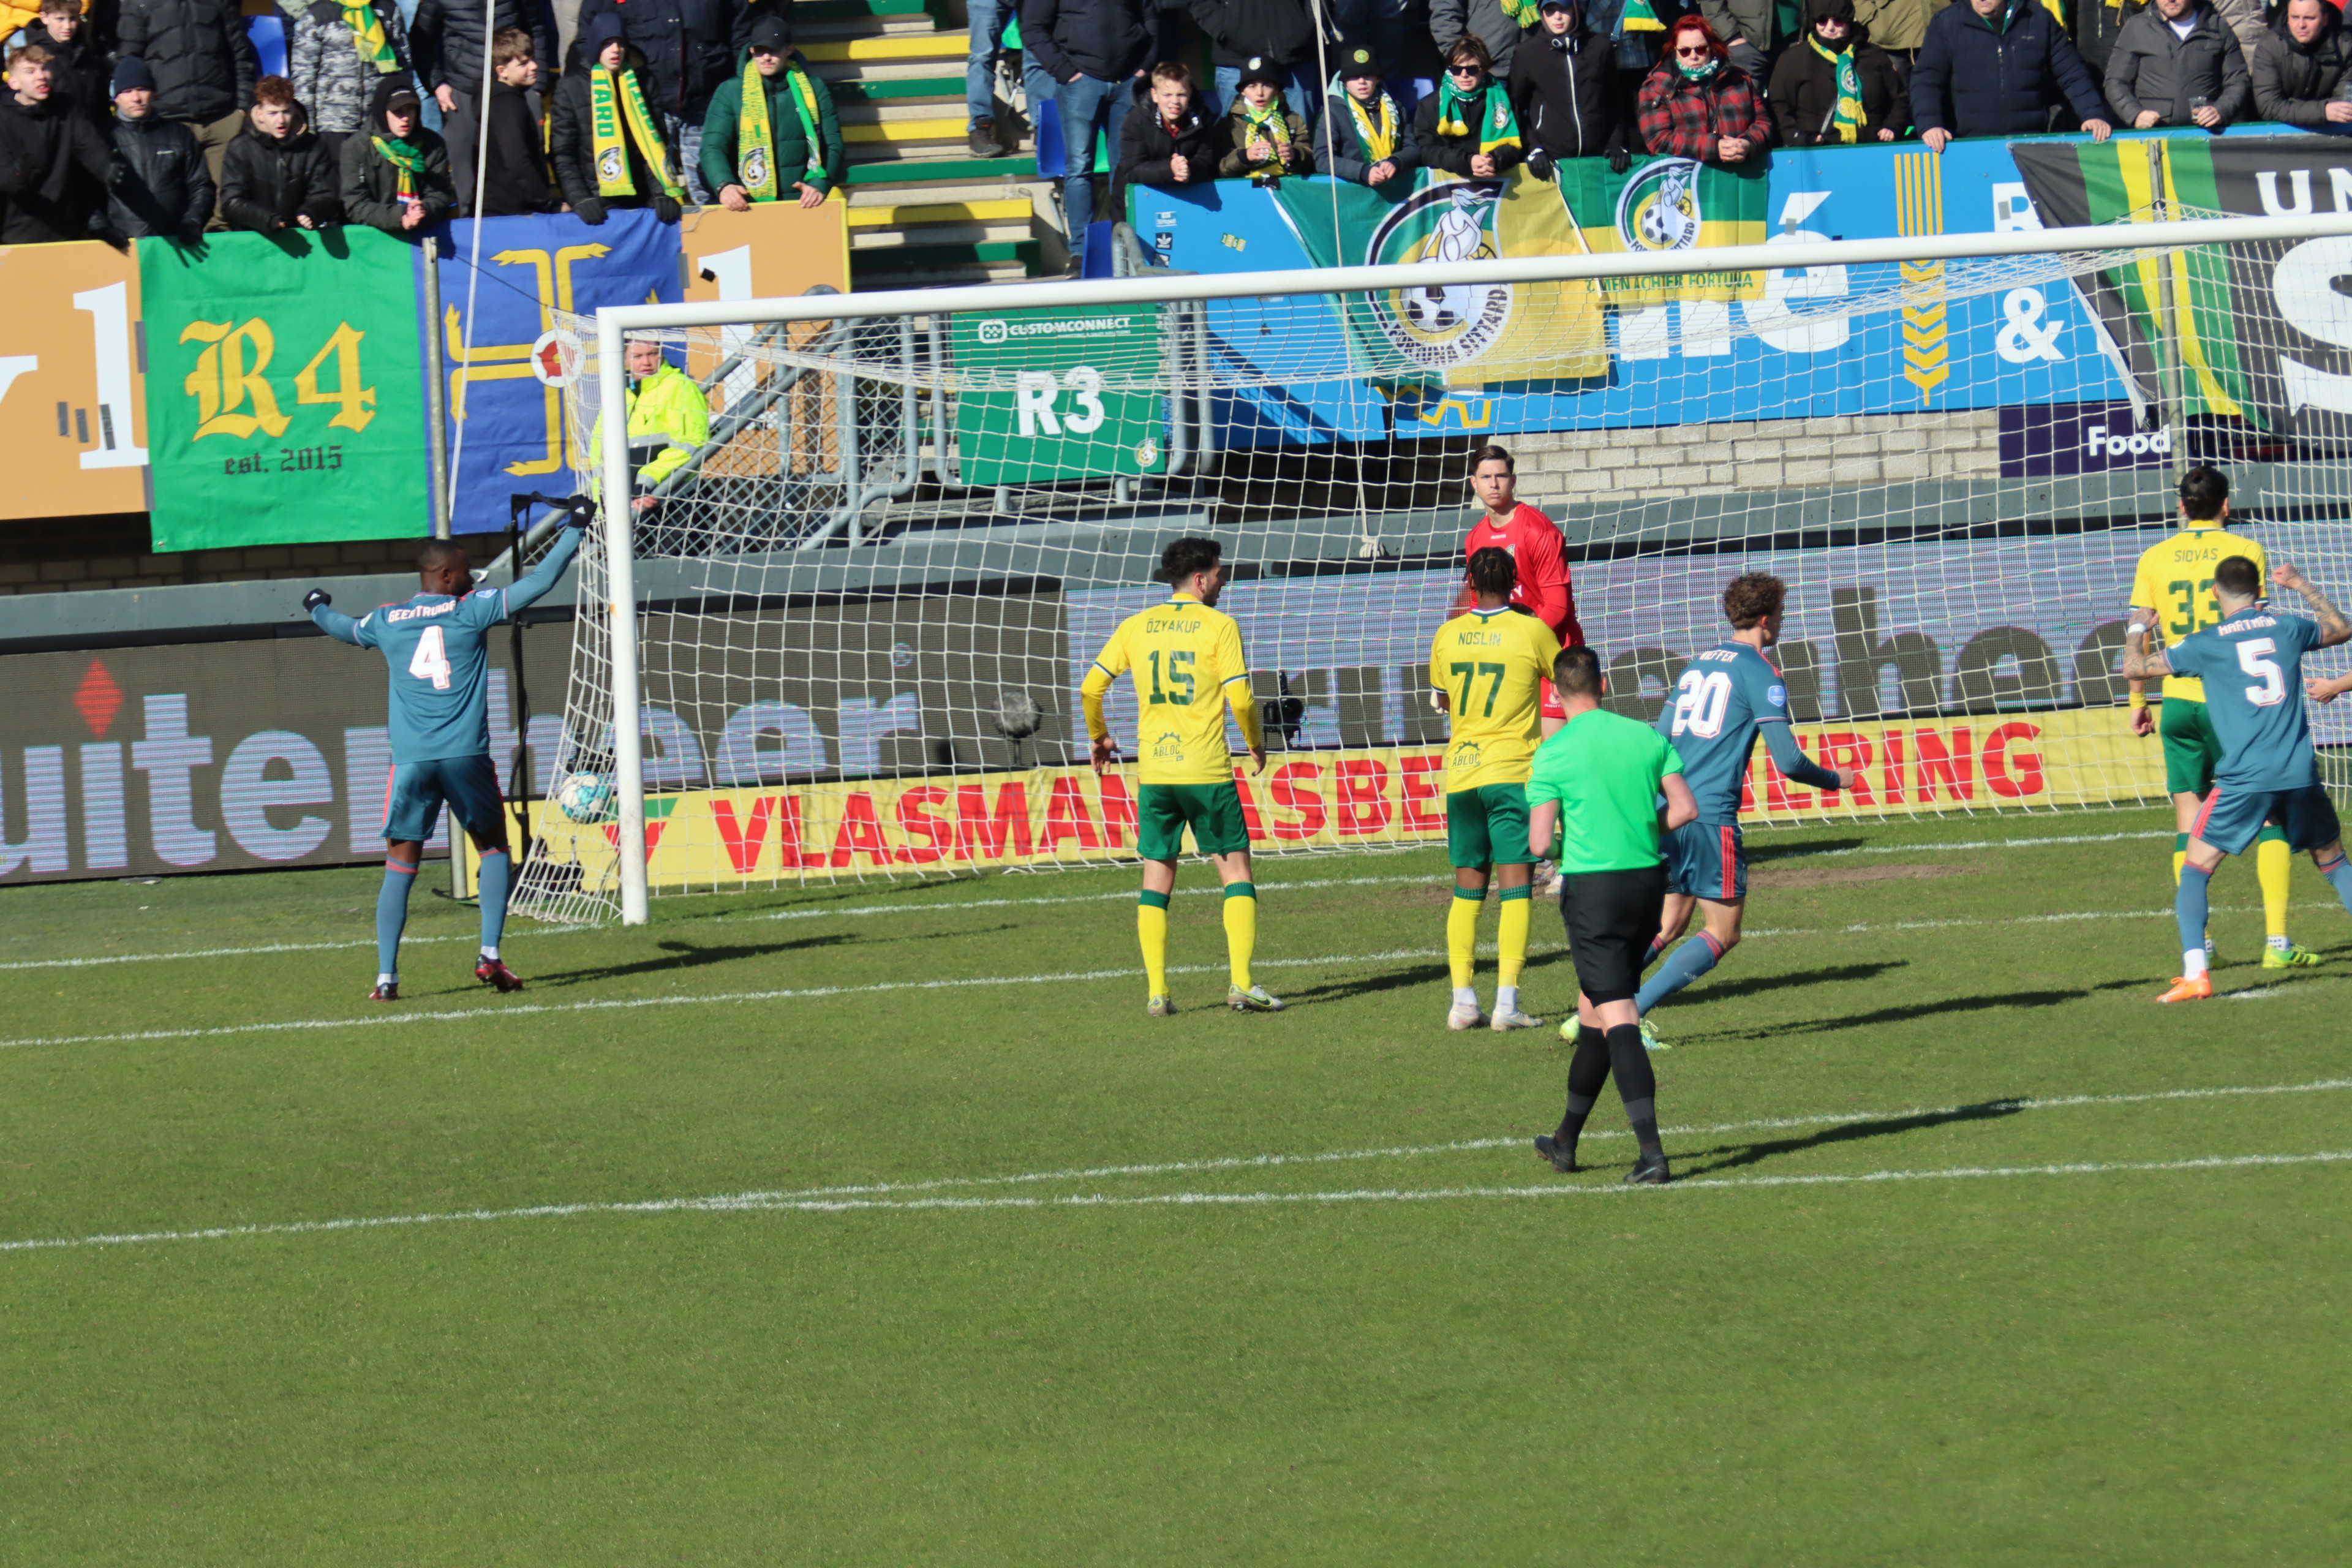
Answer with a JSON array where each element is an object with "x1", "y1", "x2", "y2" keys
[
  {"x1": 0, "y1": 0, "x2": 843, "y2": 244},
  {"x1": 4, "y1": 0, "x2": 2350, "y2": 259}
]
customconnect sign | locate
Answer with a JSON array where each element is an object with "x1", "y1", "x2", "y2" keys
[{"x1": 950, "y1": 307, "x2": 1168, "y2": 486}]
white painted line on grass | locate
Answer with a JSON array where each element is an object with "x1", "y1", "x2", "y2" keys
[{"x1": 8, "y1": 1147, "x2": 2346, "y2": 1254}]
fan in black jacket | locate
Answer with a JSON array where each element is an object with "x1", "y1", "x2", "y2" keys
[
  {"x1": 0, "y1": 45, "x2": 111, "y2": 241},
  {"x1": 1507, "y1": 0, "x2": 1631, "y2": 176},
  {"x1": 1319, "y1": 45, "x2": 1419, "y2": 187},
  {"x1": 1114, "y1": 62, "x2": 1216, "y2": 210},
  {"x1": 1768, "y1": 0, "x2": 1907, "y2": 144},
  {"x1": 23, "y1": 0, "x2": 114, "y2": 128},
  {"x1": 340, "y1": 75, "x2": 455, "y2": 235},
  {"x1": 549, "y1": 13, "x2": 684, "y2": 225},
  {"x1": 95, "y1": 57, "x2": 214, "y2": 240},
  {"x1": 218, "y1": 76, "x2": 341, "y2": 231}
]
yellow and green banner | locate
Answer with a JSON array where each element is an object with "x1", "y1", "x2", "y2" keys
[{"x1": 139, "y1": 230, "x2": 428, "y2": 551}]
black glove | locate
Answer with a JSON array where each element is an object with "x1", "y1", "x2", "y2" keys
[
  {"x1": 303, "y1": 589, "x2": 331, "y2": 612},
  {"x1": 575, "y1": 196, "x2": 608, "y2": 225},
  {"x1": 1525, "y1": 149, "x2": 1555, "y2": 182},
  {"x1": 562, "y1": 494, "x2": 597, "y2": 528},
  {"x1": 653, "y1": 194, "x2": 681, "y2": 224},
  {"x1": 1607, "y1": 146, "x2": 1631, "y2": 175}
]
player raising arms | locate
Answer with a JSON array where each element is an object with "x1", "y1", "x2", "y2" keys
[
  {"x1": 2126, "y1": 466, "x2": 2317, "y2": 968},
  {"x1": 1635, "y1": 573, "x2": 1858, "y2": 1049},
  {"x1": 1082, "y1": 538, "x2": 1284, "y2": 1017},
  {"x1": 304, "y1": 508, "x2": 589, "y2": 1000},
  {"x1": 1431, "y1": 548, "x2": 1564, "y2": 1031},
  {"x1": 2122, "y1": 556, "x2": 2352, "y2": 1002}
]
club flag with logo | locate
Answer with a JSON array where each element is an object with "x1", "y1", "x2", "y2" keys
[
  {"x1": 1273, "y1": 168, "x2": 1607, "y2": 389},
  {"x1": 1549, "y1": 153, "x2": 1769, "y2": 304},
  {"x1": 2009, "y1": 136, "x2": 2352, "y2": 435},
  {"x1": 140, "y1": 230, "x2": 428, "y2": 551}
]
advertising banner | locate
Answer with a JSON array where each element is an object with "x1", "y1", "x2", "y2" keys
[
  {"x1": 0, "y1": 636, "x2": 541, "y2": 884},
  {"x1": 488, "y1": 709, "x2": 2163, "y2": 892},
  {"x1": 2011, "y1": 135, "x2": 2352, "y2": 437},
  {"x1": 949, "y1": 306, "x2": 1170, "y2": 484},
  {"x1": 0, "y1": 240, "x2": 148, "y2": 520},
  {"x1": 426, "y1": 207, "x2": 682, "y2": 522},
  {"x1": 140, "y1": 229, "x2": 430, "y2": 551}
]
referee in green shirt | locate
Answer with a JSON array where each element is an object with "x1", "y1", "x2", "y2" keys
[{"x1": 1525, "y1": 646, "x2": 1698, "y2": 1185}]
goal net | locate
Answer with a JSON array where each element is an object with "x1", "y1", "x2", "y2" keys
[{"x1": 502, "y1": 197, "x2": 2352, "y2": 926}]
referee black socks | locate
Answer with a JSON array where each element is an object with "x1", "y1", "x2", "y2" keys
[
  {"x1": 1553, "y1": 1025, "x2": 1613, "y2": 1157},
  {"x1": 1605, "y1": 1024, "x2": 1665, "y2": 1160}
]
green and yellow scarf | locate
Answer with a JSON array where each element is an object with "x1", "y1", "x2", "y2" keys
[
  {"x1": 1434, "y1": 81, "x2": 1520, "y2": 157},
  {"x1": 371, "y1": 134, "x2": 429, "y2": 196},
  {"x1": 588, "y1": 64, "x2": 684, "y2": 200},
  {"x1": 1238, "y1": 101, "x2": 1292, "y2": 177},
  {"x1": 1499, "y1": 0, "x2": 1542, "y2": 23},
  {"x1": 1807, "y1": 32, "x2": 1864, "y2": 141},
  {"x1": 736, "y1": 53, "x2": 825, "y2": 200},
  {"x1": 1336, "y1": 82, "x2": 1399, "y2": 164},
  {"x1": 344, "y1": 1, "x2": 400, "y2": 72}
]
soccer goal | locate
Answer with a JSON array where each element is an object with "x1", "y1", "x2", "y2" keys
[{"x1": 504, "y1": 195, "x2": 2352, "y2": 926}]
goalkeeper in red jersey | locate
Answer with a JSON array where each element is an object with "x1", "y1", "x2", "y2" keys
[
  {"x1": 1463, "y1": 443, "x2": 1585, "y2": 728},
  {"x1": 1461, "y1": 443, "x2": 1584, "y2": 886}
]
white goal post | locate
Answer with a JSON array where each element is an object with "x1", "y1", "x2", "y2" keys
[{"x1": 529, "y1": 209, "x2": 2352, "y2": 926}]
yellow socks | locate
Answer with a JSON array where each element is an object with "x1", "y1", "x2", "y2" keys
[
  {"x1": 1222, "y1": 882, "x2": 1257, "y2": 991},
  {"x1": 1497, "y1": 886, "x2": 1531, "y2": 991},
  {"x1": 1138, "y1": 890, "x2": 1169, "y2": 997},
  {"x1": 1448, "y1": 887, "x2": 1483, "y2": 990},
  {"x1": 2173, "y1": 833, "x2": 2188, "y2": 886},
  {"x1": 2257, "y1": 826, "x2": 2290, "y2": 942}
]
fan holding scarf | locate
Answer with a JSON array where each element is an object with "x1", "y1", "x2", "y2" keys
[
  {"x1": 549, "y1": 12, "x2": 684, "y2": 225},
  {"x1": 1319, "y1": 43, "x2": 1420, "y2": 187},
  {"x1": 1216, "y1": 55, "x2": 1314, "y2": 184},
  {"x1": 1768, "y1": 0, "x2": 1908, "y2": 143},
  {"x1": 702, "y1": 12, "x2": 843, "y2": 210},
  {"x1": 339, "y1": 75, "x2": 454, "y2": 234},
  {"x1": 1414, "y1": 34, "x2": 1523, "y2": 178}
]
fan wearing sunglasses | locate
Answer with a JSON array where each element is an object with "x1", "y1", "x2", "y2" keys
[
  {"x1": 1413, "y1": 36, "x2": 1524, "y2": 179},
  {"x1": 1635, "y1": 14, "x2": 1772, "y2": 164}
]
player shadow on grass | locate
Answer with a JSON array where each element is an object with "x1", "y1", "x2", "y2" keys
[
  {"x1": 1743, "y1": 838, "x2": 1874, "y2": 864},
  {"x1": 1681, "y1": 975, "x2": 2150, "y2": 1044},
  {"x1": 526, "y1": 930, "x2": 874, "y2": 987},
  {"x1": 1281, "y1": 947, "x2": 1577, "y2": 1007},
  {"x1": 1680, "y1": 961, "x2": 1907, "y2": 1004},
  {"x1": 1673, "y1": 1098, "x2": 2031, "y2": 1177}
]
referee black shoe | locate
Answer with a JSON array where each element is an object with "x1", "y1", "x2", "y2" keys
[
  {"x1": 1623, "y1": 1152, "x2": 1672, "y2": 1185},
  {"x1": 1534, "y1": 1134, "x2": 1578, "y2": 1174}
]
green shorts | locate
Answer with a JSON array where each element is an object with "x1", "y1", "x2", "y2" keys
[
  {"x1": 1137, "y1": 782, "x2": 1252, "y2": 861},
  {"x1": 1447, "y1": 783, "x2": 1531, "y2": 869},
  {"x1": 2161, "y1": 697, "x2": 2223, "y2": 797}
]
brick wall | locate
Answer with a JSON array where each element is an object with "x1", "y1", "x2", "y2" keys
[{"x1": 1512, "y1": 410, "x2": 2003, "y2": 499}]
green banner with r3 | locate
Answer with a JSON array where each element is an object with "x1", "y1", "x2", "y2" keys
[{"x1": 952, "y1": 308, "x2": 1167, "y2": 485}]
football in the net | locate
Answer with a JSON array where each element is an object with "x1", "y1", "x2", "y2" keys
[{"x1": 553, "y1": 772, "x2": 616, "y2": 824}]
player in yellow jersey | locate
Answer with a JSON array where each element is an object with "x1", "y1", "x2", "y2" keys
[
  {"x1": 2126, "y1": 465, "x2": 2317, "y2": 969},
  {"x1": 1430, "y1": 548, "x2": 1564, "y2": 1032},
  {"x1": 1080, "y1": 537, "x2": 1284, "y2": 1017}
]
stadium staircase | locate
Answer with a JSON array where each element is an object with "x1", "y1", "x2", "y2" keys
[{"x1": 802, "y1": 0, "x2": 1061, "y2": 287}]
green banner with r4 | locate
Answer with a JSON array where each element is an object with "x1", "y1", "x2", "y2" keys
[{"x1": 951, "y1": 307, "x2": 1167, "y2": 485}]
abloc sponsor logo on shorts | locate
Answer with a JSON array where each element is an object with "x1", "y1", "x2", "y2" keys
[{"x1": 1997, "y1": 401, "x2": 2172, "y2": 478}]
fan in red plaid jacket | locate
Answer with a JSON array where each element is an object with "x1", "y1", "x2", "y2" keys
[{"x1": 1636, "y1": 15, "x2": 1773, "y2": 162}]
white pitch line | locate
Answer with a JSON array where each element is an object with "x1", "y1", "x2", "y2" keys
[
  {"x1": 0, "y1": 823, "x2": 2182, "y2": 974},
  {"x1": 7, "y1": 1148, "x2": 2346, "y2": 1254}
]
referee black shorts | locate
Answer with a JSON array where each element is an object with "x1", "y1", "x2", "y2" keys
[{"x1": 1559, "y1": 865, "x2": 1668, "y2": 1005}]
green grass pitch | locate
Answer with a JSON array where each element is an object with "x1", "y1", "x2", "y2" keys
[{"x1": 3, "y1": 804, "x2": 2350, "y2": 1564}]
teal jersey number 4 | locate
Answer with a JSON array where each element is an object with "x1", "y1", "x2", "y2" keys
[
  {"x1": 312, "y1": 527, "x2": 582, "y2": 765},
  {"x1": 2166, "y1": 607, "x2": 2324, "y2": 791}
]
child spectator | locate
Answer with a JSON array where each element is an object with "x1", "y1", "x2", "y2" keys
[
  {"x1": 1415, "y1": 34, "x2": 1523, "y2": 178},
  {"x1": 409, "y1": 0, "x2": 554, "y2": 213},
  {"x1": 94, "y1": 54, "x2": 213, "y2": 239},
  {"x1": 1769, "y1": 0, "x2": 1907, "y2": 143},
  {"x1": 551, "y1": 12, "x2": 684, "y2": 225},
  {"x1": 287, "y1": 0, "x2": 410, "y2": 145},
  {"x1": 1116, "y1": 59, "x2": 1216, "y2": 206},
  {"x1": 700, "y1": 12, "x2": 843, "y2": 211},
  {"x1": 1509, "y1": 0, "x2": 1632, "y2": 178},
  {"x1": 0, "y1": 41, "x2": 109, "y2": 240},
  {"x1": 23, "y1": 0, "x2": 110, "y2": 126},
  {"x1": 1321, "y1": 44, "x2": 1417, "y2": 189},
  {"x1": 475, "y1": 26, "x2": 559, "y2": 214},
  {"x1": 340, "y1": 74, "x2": 454, "y2": 235},
  {"x1": 1637, "y1": 13, "x2": 1770, "y2": 162},
  {"x1": 1217, "y1": 53, "x2": 1313, "y2": 183},
  {"x1": 219, "y1": 72, "x2": 341, "y2": 230}
]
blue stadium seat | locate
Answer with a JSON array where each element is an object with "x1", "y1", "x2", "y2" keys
[
  {"x1": 1030, "y1": 95, "x2": 1114, "y2": 179},
  {"x1": 247, "y1": 14, "x2": 287, "y2": 81}
]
